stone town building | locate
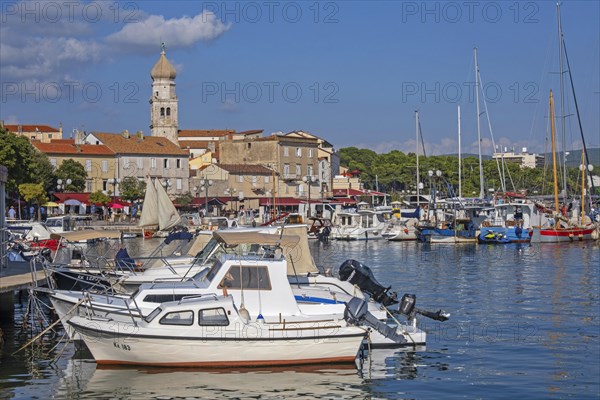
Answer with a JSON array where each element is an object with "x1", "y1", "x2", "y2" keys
[
  {"x1": 85, "y1": 131, "x2": 189, "y2": 195},
  {"x1": 30, "y1": 138, "x2": 116, "y2": 193},
  {"x1": 219, "y1": 134, "x2": 320, "y2": 199},
  {"x1": 179, "y1": 129, "x2": 264, "y2": 169},
  {"x1": 194, "y1": 163, "x2": 275, "y2": 211},
  {"x1": 2, "y1": 122, "x2": 63, "y2": 143},
  {"x1": 283, "y1": 131, "x2": 339, "y2": 196}
]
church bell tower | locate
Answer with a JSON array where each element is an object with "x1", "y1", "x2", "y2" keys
[{"x1": 150, "y1": 44, "x2": 178, "y2": 144}]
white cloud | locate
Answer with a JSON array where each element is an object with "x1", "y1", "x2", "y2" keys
[
  {"x1": 106, "y1": 12, "x2": 230, "y2": 53},
  {"x1": 218, "y1": 99, "x2": 241, "y2": 113},
  {"x1": 0, "y1": 4, "x2": 230, "y2": 88}
]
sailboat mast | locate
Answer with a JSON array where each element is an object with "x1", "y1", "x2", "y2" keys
[
  {"x1": 474, "y1": 47, "x2": 485, "y2": 199},
  {"x1": 556, "y1": 2, "x2": 568, "y2": 202},
  {"x1": 550, "y1": 90, "x2": 560, "y2": 214},
  {"x1": 415, "y1": 110, "x2": 420, "y2": 204},
  {"x1": 458, "y1": 105, "x2": 462, "y2": 198},
  {"x1": 580, "y1": 152, "x2": 585, "y2": 225}
]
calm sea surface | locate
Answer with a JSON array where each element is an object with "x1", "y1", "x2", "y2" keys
[{"x1": 1, "y1": 239, "x2": 599, "y2": 399}]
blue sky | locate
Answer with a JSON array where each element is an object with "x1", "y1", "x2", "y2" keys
[{"x1": 1, "y1": 1, "x2": 599, "y2": 156}]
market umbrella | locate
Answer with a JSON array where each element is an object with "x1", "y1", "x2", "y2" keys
[
  {"x1": 109, "y1": 203, "x2": 124, "y2": 209},
  {"x1": 44, "y1": 201, "x2": 59, "y2": 207}
]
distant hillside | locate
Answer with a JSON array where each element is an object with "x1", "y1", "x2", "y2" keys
[
  {"x1": 444, "y1": 153, "x2": 492, "y2": 160},
  {"x1": 543, "y1": 148, "x2": 600, "y2": 168}
]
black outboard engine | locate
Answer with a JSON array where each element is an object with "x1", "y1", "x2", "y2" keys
[
  {"x1": 344, "y1": 297, "x2": 407, "y2": 344},
  {"x1": 398, "y1": 293, "x2": 450, "y2": 322},
  {"x1": 338, "y1": 259, "x2": 398, "y2": 307}
]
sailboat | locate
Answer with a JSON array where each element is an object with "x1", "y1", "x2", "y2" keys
[
  {"x1": 530, "y1": 91, "x2": 595, "y2": 243},
  {"x1": 385, "y1": 111, "x2": 423, "y2": 241},
  {"x1": 138, "y1": 177, "x2": 182, "y2": 236}
]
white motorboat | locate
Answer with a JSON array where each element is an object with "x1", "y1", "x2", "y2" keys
[
  {"x1": 68, "y1": 294, "x2": 367, "y2": 367},
  {"x1": 65, "y1": 244, "x2": 415, "y2": 367},
  {"x1": 44, "y1": 229, "x2": 202, "y2": 292},
  {"x1": 50, "y1": 230, "x2": 446, "y2": 347},
  {"x1": 331, "y1": 204, "x2": 387, "y2": 241}
]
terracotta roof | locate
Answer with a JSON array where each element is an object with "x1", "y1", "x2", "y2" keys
[
  {"x1": 32, "y1": 141, "x2": 114, "y2": 155},
  {"x1": 4, "y1": 124, "x2": 60, "y2": 132},
  {"x1": 92, "y1": 132, "x2": 187, "y2": 156},
  {"x1": 219, "y1": 164, "x2": 274, "y2": 175},
  {"x1": 51, "y1": 139, "x2": 75, "y2": 144},
  {"x1": 178, "y1": 129, "x2": 234, "y2": 138},
  {"x1": 259, "y1": 197, "x2": 302, "y2": 206},
  {"x1": 254, "y1": 134, "x2": 319, "y2": 144}
]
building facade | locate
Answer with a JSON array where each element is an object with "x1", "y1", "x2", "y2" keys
[
  {"x1": 31, "y1": 138, "x2": 116, "y2": 193},
  {"x1": 492, "y1": 147, "x2": 545, "y2": 169},
  {"x1": 86, "y1": 131, "x2": 190, "y2": 195},
  {"x1": 219, "y1": 134, "x2": 320, "y2": 199},
  {"x1": 3, "y1": 122, "x2": 63, "y2": 143}
]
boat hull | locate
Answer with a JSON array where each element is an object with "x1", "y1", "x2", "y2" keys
[
  {"x1": 417, "y1": 228, "x2": 477, "y2": 244},
  {"x1": 68, "y1": 318, "x2": 365, "y2": 367},
  {"x1": 478, "y1": 227, "x2": 532, "y2": 244},
  {"x1": 530, "y1": 226, "x2": 596, "y2": 243}
]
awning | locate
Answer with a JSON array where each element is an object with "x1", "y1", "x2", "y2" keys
[
  {"x1": 214, "y1": 231, "x2": 300, "y2": 246},
  {"x1": 50, "y1": 230, "x2": 123, "y2": 242},
  {"x1": 259, "y1": 197, "x2": 301, "y2": 206}
]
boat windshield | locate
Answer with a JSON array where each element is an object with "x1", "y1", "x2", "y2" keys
[
  {"x1": 192, "y1": 259, "x2": 224, "y2": 283},
  {"x1": 144, "y1": 307, "x2": 162, "y2": 323},
  {"x1": 192, "y1": 237, "x2": 222, "y2": 266}
]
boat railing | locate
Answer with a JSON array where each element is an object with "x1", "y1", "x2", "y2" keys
[
  {"x1": 81, "y1": 291, "x2": 140, "y2": 327},
  {"x1": 177, "y1": 293, "x2": 219, "y2": 304}
]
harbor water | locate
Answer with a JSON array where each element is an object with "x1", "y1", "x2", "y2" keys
[{"x1": 1, "y1": 239, "x2": 599, "y2": 399}]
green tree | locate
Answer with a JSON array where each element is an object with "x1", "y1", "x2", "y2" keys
[
  {"x1": 119, "y1": 177, "x2": 146, "y2": 203},
  {"x1": 19, "y1": 183, "x2": 48, "y2": 221},
  {"x1": 0, "y1": 128, "x2": 54, "y2": 194},
  {"x1": 55, "y1": 159, "x2": 86, "y2": 192},
  {"x1": 89, "y1": 190, "x2": 111, "y2": 220},
  {"x1": 174, "y1": 192, "x2": 194, "y2": 207}
]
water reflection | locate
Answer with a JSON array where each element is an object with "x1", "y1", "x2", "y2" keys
[
  {"x1": 57, "y1": 360, "x2": 359, "y2": 399},
  {"x1": 48, "y1": 346, "x2": 437, "y2": 400}
]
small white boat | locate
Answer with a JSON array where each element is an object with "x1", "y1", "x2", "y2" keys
[
  {"x1": 68, "y1": 294, "x2": 367, "y2": 367},
  {"x1": 331, "y1": 204, "x2": 386, "y2": 241}
]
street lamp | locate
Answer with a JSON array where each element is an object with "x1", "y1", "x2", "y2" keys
[
  {"x1": 193, "y1": 185, "x2": 200, "y2": 216},
  {"x1": 302, "y1": 175, "x2": 316, "y2": 217},
  {"x1": 107, "y1": 178, "x2": 120, "y2": 197},
  {"x1": 200, "y1": 178, "x2": 213, "y2": 215},
  {"x1": 56, "y1": 178, "x2": 72, "y2": 192},
  {"x1": 224, "y1": 188, "x2": 237, "y2": 214}
]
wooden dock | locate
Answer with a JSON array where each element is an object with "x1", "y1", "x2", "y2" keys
[{"x1": 0, "y1": 266, "x2": 47, "y2": 293}]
